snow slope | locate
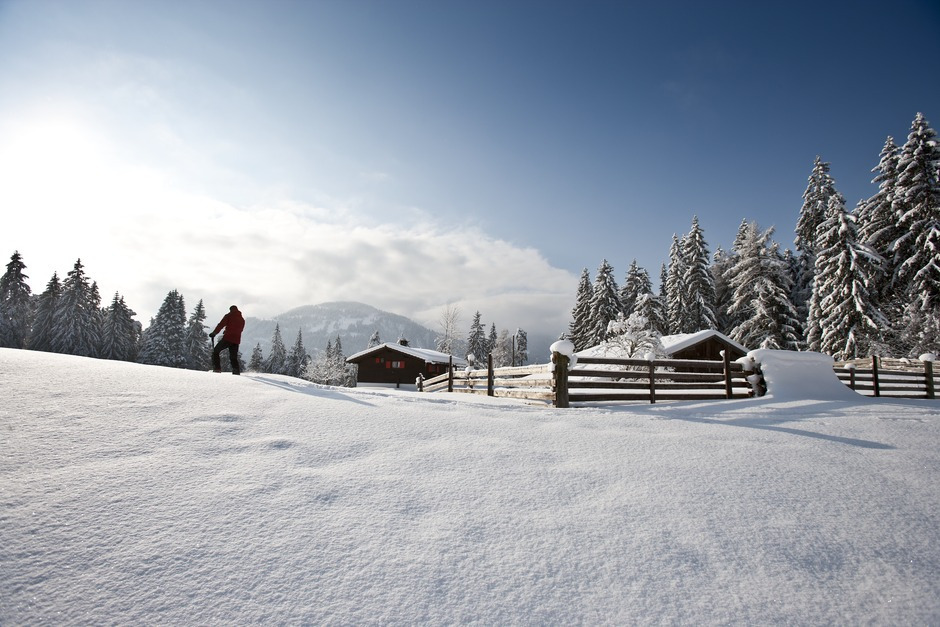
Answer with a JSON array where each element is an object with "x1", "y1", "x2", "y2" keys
[{"x1": 2, "y1": 348, "x2": 939, "y2": 624}]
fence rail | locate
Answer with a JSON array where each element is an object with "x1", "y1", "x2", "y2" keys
[
  {"x1": 419, "y1": 352, "x2": 756, "y2": 407},
  {"x1": 833, "y1": 356, "x2": 935, "y2": 399}
]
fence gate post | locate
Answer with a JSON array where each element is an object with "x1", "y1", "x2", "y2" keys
[
  {"x1": 448, "y1": 356, "x2": 454, "y2": 393},
  {"x1": 487, "y1": 353, "x2": 494, "y2": 397},
  {"x1": 926, "y1": 360, "x2": 935, "y2": 400},
  {"x1": 552, "y1": 352, "x2": 569, "y2": 408},
  {"x1": 648, "y1": 360, "x2": 656, "y2": 404},
  {"x1": 872, "y1": 355, "x2": 881, "y2": 397},
  {"x1": 723, "y1": 350, "x2": 733, "y2": 398}
]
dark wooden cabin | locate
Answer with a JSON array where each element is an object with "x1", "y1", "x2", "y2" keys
[
  {"x1": 346, "y1": 341, "x2": 466, "y2": 388},
  {"x1": 662, "y1": 330, "x2": 748, "y2": 362}
]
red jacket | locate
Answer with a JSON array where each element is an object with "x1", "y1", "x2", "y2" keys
[{"x1": 212, "y1": 309, "x2": 245, "y2": 344}]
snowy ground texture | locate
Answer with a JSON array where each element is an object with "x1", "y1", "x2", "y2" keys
[{"x1": 2, "y1": 348, "x2": 939, "y2": 625}]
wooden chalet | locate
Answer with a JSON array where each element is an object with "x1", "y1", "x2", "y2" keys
[
  {"x1": 661, "y1": 330, "x2": 748, "y2": 362},
  {"x1": 346, "y1": 341, "x2": 467, "y2": 388}
]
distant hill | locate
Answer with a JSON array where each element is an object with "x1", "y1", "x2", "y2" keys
[{"x1": 241, "y1": 302, "x2": 437, "y2": 359}]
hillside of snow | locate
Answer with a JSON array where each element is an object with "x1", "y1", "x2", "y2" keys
[{"x1": 2, "y1": 348, "x2": 939, "y2": 624}]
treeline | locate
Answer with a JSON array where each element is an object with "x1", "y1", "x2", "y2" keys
[
  {"x1": 434, "y1": 304, "x2": 529, "y2": 367},
  {"x1": 0, "y1": 255, "x2": 355, "y2": 385},
  {"x1": 569, "y1": 112, "x2": 940, "y2": 361}
]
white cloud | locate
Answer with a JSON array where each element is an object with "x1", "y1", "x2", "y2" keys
[{"x1": 0, "y1": 113, "x2": 576, "y2": 340}]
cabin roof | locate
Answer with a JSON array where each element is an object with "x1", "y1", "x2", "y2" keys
[
  {"x1": 661, "y1": 330, "x2": 748, "y2": 355},
  {"x1": 346, "y1": 342, "x2": 467, "y2": 366}
]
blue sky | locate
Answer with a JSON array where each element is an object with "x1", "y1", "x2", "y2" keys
[{"x1": 1, "y1": 0, "x2": 938, "y2": 344}]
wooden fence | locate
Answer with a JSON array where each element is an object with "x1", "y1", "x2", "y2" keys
[
  {"x1": 833, "y1": 356, "x2": 936, "y2": 399},
  {"x1": 419, "y1": 352, "x2": 756, "y2": 407}
]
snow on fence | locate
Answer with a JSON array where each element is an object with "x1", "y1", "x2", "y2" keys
[
  {"x1": 833, "y1": 355, "x2": 936, "y2": 399},
  {"x1": 418, "y1": 351, "x2": 756, "y2": 408}
]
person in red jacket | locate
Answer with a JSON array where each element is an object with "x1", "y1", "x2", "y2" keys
[{"x1": 209, "y1": 305, "x2": 245, "y2": 374}]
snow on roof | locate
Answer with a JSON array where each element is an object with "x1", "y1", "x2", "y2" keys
[
  {"x1": 660, "y1": 329, "x2": 747, "y2": 356},
  {"x1": 346, "y1": 342, "x2": 467, "y2": 366}
]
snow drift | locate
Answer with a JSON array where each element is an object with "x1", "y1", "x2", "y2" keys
[{"x1": 2, "y1": 348, "x2": 939, "y2": 624}]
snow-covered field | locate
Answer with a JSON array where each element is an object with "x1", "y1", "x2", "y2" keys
[{"x1": 2, "y1": 347, "x2": 939, "y2": 625}]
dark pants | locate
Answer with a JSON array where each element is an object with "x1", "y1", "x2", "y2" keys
[{"x1": 212, "y1": 339, "x2": 240, "y2": 374}]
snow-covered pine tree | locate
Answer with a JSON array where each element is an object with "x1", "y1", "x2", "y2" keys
[
  {"x1": 184, "y1": 299, "x2": 211, "y2": 371},
  {"x1": 51, "y1": 259, "x2": 101, "y2": 357},
  {"x1": 0, "y1": 251, "x2": 32, "y2": 349},
  {"x1": 725, "y1": 222, "x2": 802, "y2": 350},
  {"x1": 100, "y1": 292, "x2": 139, "y2": 361},
  {"x1": 138, "y1": 290, "x2": 188, "y2": 368},
  {"x1": 286, "y1": 329, "x2": 309, "y2": 378},
  {"x1": 619, "y1": 260, "x2": 652, "y2": 317},
  {"x1": 856, "y1": 137, "x2": 902, "y2": 309},
  {"x1": 711, "y1": 245, "x2": 735, "y2": 335},
  {"x1": 248, "y1": 343, "x2": 264, "y2": 372},
  {"x1": 587, "y1": 259, "x2": 622, "y2": 347},
  {"x1": 891, "y1": 112, "x2": 940, "y2": 353},
  {"x1": 367, "y1": 330, "x2": 381, "y2": 348},
  {"x1": 466, "y1": 311, "x2": 487, "y2": 365},
  {"x1": 265, "y1": 323, "x2": 288, "y2": 375},
  {"x1": 28, "y1": 273, "x2": 61, "y2": 352},
  {"x1": 514, "y1": 329, "x2": 528, "y2": 366},
  {"x1": 809, "y1": 195, "x2": 885, "y2": 360},
  {"x1": 487, "y1": 323, "x2": 498, "y2": 359},
  {"x1": 680, "y1": 216, "x2": 718, "y2": 333},
  {"x1": 633, "y1": 292, "x2": 668, "y2": 336},
  {"x1": 568, "y1": 268, "x2": 594, "y2": 351},
  {"x1": 665, "y1": 235, "x2": 685, "y2": 334},
  {"x1": 491, "y1": 328, "x2": 512, "y2": 367},
  {"x1": 794, "y1": 157, "x2": 844, "y2": 327}
]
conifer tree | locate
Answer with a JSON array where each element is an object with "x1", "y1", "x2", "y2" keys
[
  {"x1": 29, "y1": 273, "x2": 61, "y2": 352},
  {"x1": 856, "y1": 137, "x2": 902, "y2": 306},
  {"x1": 619, "y1": 260, "x2": 652, "y2": 316},
  {"x1": 891, "y1": 112, "x2": 940, "y2": 340},
  {"x1": 492, "y1": 328, "x2": 512, "y2": 367},
  {"x1": 711, "y1": 245, "x2": 735, "y2": 334},
  {"x1": 0, "y1": 251, "x2": 32, "y2": 349},
  {"x1": 248, "y1": 343, "x2": 264, "y2": 372},
  {"x1": 265, "y1": 323, "x2": 288, "y2": 374},
  {"x1": 52, "y1": 259, "x2": 101, "y2": 357},
  {"x1": 183, "y1": 300, "x2": 211, "y2": 370},
  {"x1": 466, "y1": 311, "x2": 487, "y2": 365},
  {"x1": 367, "y1": 330, "x2": 381, "y2": 348},
  {"x1": 665, "y1": 235, "x2": 686, "y2": 334},
  {"x1": 794, "y1": 157, "x2": 843, "y2": 324},
  {"x1": 568, "y1": 268, "x2": 594, "y2": 351},
  {"x1": 100, "y1": 292, "x2": 139, "y2": 361},
  {"x1": 587, "y1": 259, "x2": 622, "y2": 347},
  {"x1": 138, "y1": 290, "x2": 188, "y2": 368},
  {"x1": 487, "y1": 323, "x2": 498, "y2": 358},
  {"x1": 286, "y1": 329, "x2": 309, "y2": 378},
  {"x1": 633, "y1": 292, "x2": 668, "y2": 336},
  {"x1": 514, "y1": 329, "x2": 528, "y2": 366},
  {"x1": 680, "y1": 216, "x2": 718, "y2": 332},
  {"x1": 725, "y1": 223, "x2": 802, "y2": 350},
  {"x1": 809, "y1": 196, "x2": 884, "y2": 359}
]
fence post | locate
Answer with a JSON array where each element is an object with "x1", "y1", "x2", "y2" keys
[
  {"x1": 552, "y1": 351, "x2": 569, "y2": 408},
  {"x1": 487, "y1": 353, "x2": 494, "y2": 397},
  {"x1": 849, "y1": 365, "x2": 856, "y2": 391},
  {"x1": 723, "y1": 350, "x2": 733, "y2": 399},
  {"x1": 648, "y1": 360, "x2": 656, "y2": 404},
  {"x1": 872, "y1": 355, "x2": 881, "y2": 397},
  {"x1": 926, "y1": 360, "x2": 935, "y2": 400},
  {"x1": 448, "y1": 356, "x2": 454, "y2": 393}
]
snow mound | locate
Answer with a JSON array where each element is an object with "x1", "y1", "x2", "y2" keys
[{"x1": 750, "y1": 349, "x2": 859, "y2": 401}]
